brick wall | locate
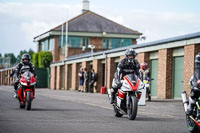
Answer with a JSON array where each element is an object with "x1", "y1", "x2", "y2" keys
[
  {"x1": 137, "y1": 52, "x2": 150, "y2": 65},
  {"x1": 184, "y1": 44, "x2": 200, "y2": 95},
  {"x1": 53, "y1": 36, "x2": 60, "y2": 62},
  {"x1": 132, "y1": 39, "x2": 137, "y2": 45},
  {"x1": 93, "y1": 59, "x2": 102, "y2": 93},
  {"x1": 50, "y1": 66, "x2": 56, "y2": 90},
  {"x1": 71, "y1": 63, "x2": 79, "y2": 90},
  {"x1": 90, "y1": 37, "x2": 102, "y2": 49},
  {"x1": 157, "y1": 49, "x2": 173, "y2": 99},
  {"x1": 65, "y1": 64, "x2": 70, "y2": 90},
  {"x1": 106, "y1": 57, "x2": 115, "y2": 89},
  {"x1": 67, "y1": 47, "x2": 106, "y2": 57}
]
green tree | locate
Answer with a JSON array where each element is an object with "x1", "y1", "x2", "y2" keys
[
  {"x1": 16, "y1": 49, "x2": 35, "y2": 63},
  {"x1": 38, "y1": 51, "x2": 52, "y2": 68},
  {"x1": 4, "y1": 53, "x2": 17, "y2": 65},
  {"x1": 16, "y1": 50, "x2": 28, "y2": 63},
  {"x1": 33, "y1": 53, "x2": 38, "y2": 68},
  {"x1": 0, "y1": 53, "x2": 2, "y2": 57},
  {"x1": 28, "y1": 49, "x2": 35, "y2": 62}
]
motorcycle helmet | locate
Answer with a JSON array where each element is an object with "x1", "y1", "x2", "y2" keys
[
  {"x1": 141, "y1": 62, "x2": 148, "y2": 70},
  {"x1": 195, "y1": 53, "x2": 200, "y2": 64},
  {"x1": 21, "y1": 54, "x2": 30, "y2": 64},
  {"x1": 125, "y1": 48, "x2": 136, "y2": 62}
]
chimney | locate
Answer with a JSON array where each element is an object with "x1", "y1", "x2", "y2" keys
[{"x1": 82, "y1": 0, "x2": 89, "y2": 13}]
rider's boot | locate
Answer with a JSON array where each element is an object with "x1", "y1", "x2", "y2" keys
[
  {"x1": 110, "y1": 88, "x2": 116, "y2": 104},
  {"x1": 186, "y1": 97, "x2": 196, "y2": 115},
  {"x1": 13, "y1": 90, "x2": 18, "y2": 98},
  {"x1": 148, "y1": 94, "x2": 151, "y2": 101}
]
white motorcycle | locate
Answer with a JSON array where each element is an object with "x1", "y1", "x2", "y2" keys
[{"x1": 108, "y1": 74, "x2": 144, "y2": 120}]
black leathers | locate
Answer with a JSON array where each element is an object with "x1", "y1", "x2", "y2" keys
[
  {"x1": 190, "y1": 63, "x2": 200, "y2": 99},
  {"x1": 112, "y1": 57, "x2": 140, "y2": 90}
]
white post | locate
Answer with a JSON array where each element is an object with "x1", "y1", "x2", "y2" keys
[
  {"x1": 61, "y1": 23, "x2": 64, "y2": 48},
  {"x1": 65, "y1": 8, "x2": 68, "y2": 57}
]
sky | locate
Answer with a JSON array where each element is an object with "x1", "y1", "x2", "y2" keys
[{"x1": 0, "y1": 0, "x2": 200, "y2": 56}]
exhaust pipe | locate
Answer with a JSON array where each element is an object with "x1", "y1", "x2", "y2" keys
[{"x1": 181, "y1": 91, "x2": 189, "y2": 113}]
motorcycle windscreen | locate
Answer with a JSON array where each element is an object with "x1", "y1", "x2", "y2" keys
[{"x1": 125, "y1": 74, "x2": 146, "y2": 106}]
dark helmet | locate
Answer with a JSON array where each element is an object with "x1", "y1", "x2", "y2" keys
[
  {"x1": 125, "y1": 48, "x2": 137, "y2": 57},
  {"x1": 21, "y1": 54, "x2": 30, "y2": 64},
  {"x1": 195, "y1": 53, "x2": 200, "y2": 64},
  {"x1": 125, "y1": 48, "x2": 137, "y2": 63}
]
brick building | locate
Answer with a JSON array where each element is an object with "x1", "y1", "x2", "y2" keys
[
  {"x1": 1, "y1": 1, "x2": 200, "y2": 100},
  {"x1": 1, "y1": 32, "x2": 200, "y2": 99},
  {"x1": 49, "y1": 32, "x2": 200, "y2": 99},
  {"x1": 33, "y1": 1, "x2": 141, "y2": 62}
]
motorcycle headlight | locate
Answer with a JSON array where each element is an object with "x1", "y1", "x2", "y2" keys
[
  {"x1": 21, "y1": 82, "x2": 27, "y2": 86},
  {"x1": 31, "y1": 82, "x2": 36, "y2": 86}
]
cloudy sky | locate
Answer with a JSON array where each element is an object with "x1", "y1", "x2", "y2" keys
[{"x1": 0, "y1": 0, "x2": 200, "y2": 56}]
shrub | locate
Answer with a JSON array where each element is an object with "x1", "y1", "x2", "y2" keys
[{"x1": 38, "y1": 51, "x2": 52, "y2": 68}]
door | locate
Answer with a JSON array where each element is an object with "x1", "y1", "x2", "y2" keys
[
  {"x1": 173, "y1": 56, "x2": 184, "y2": 98},
  {"x1": 150, "y1": 59, "x2": 158, "y2": 97}
]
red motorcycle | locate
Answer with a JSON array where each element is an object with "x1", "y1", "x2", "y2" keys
[{"x1": 18, "y1": 71, "x2": 36, "y2": 110}]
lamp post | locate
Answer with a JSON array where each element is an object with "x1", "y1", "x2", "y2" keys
[{"x1": 88, "y1": 44, "x2": 95, "y2": 57}]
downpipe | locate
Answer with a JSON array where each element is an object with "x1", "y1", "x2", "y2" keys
[{"x1": 181, "y1": 91, "x2": 189, "y2": 113}]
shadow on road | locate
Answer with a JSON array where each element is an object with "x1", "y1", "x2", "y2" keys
[
  {"x1": 136, "y1": 116, "x2": 172, "y2": 122},
  {"x1": 31, "y1": 108, "x2": 86, "y2": 112},
  {"x1": 111, "y1": 115, "x2": 172, "y2": 122}
]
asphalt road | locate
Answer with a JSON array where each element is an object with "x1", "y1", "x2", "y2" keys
[{"x1": 0, "y1": 86, "x2": 188, "y2": 133}]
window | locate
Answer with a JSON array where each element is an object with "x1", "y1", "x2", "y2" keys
[
  {"x1": 81, "y1": 37, "x2": 89, "y2": 48},
  {"x1": 103, "y1": 38, "x2": 110, "y2": 49},
  {"x1": 104, "y1": 38, "x2": 133, "y2": 49},
  {"x1": 122, "y1": 39, "x2": 132, "y2": 46},
  {"x1": 49, "y1": 37, "x2": 54, "y2": 51},
  {"x1": 111, "y1": 38, "x2": 121, "y2": 49},
  {"x1": 68, "y1": 36, "x2": 81, "y2": 47},
  {"x1": 59, "y1": 35, "x2": 66, "y2": 48},
  {"x1": 40, "y1": 38, "x2": 52, "y2": 51}
]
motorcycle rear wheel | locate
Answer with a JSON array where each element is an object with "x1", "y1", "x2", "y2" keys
[
  {"x1": 186, "y1": 115, "x2": 200, "y2": 133},
  {"x1": 26, "y1": 91, "x2": 32, "y2": 110},
  {"x1": 127, "y1": 96, "x2": 138, "y2": 120}
]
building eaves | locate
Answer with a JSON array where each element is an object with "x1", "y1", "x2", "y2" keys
[{"x1": 63, "y1": 32, "x2": 200, "y2": 62}]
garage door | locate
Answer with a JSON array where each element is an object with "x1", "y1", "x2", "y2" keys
[
  {"x1": 150, "y1": 59, "x2": 158, "y2": 97},
  {"x1": 173, "y1": 56, "x2": 184, "y2": 98}
]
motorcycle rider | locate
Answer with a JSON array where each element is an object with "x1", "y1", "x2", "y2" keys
[
  {"x1": 110, "y1": 48, "x2": 140, "y2": 104},
  {"x1": 12, "y1": 54, "x2": 36, "y2": 98},
  {"x1": 140, "y1": 62, "x2": 151, "y2": 101},
  {"x1": 187, "y1": 53, "x2": 200, "y2": 115}
]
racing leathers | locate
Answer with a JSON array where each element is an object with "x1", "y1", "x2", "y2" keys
[
  {"x1": 13, "y1": 62, "x2": 36, "y2": 92},
  {"x1": 187, "y1": 63, "x2": 200, "y2": 115},
  {"x1": 110, "y1": 57, "x2": 140, "y2": 104}
]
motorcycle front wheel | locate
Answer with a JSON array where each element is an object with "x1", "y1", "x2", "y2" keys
[
  {"x1": 26, "y1": 91, "x2": 32, "y2": 110},
  {"x1": 19, "y1": 101, "x2": 25, "y2": 108},
  {"x1": 186, "y1": 115, "x2": 200, "y2": 133},
  {"x1": 127, "y1": 95, "x2": 138, "y2": 120}
]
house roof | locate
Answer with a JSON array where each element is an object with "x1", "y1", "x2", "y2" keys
[
  {"x1": 53, "y1": 11, "x2": 141, "y2": 35},
  {"x1": 34, "y1": 10, "x2": 141, "y2": 39}
]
